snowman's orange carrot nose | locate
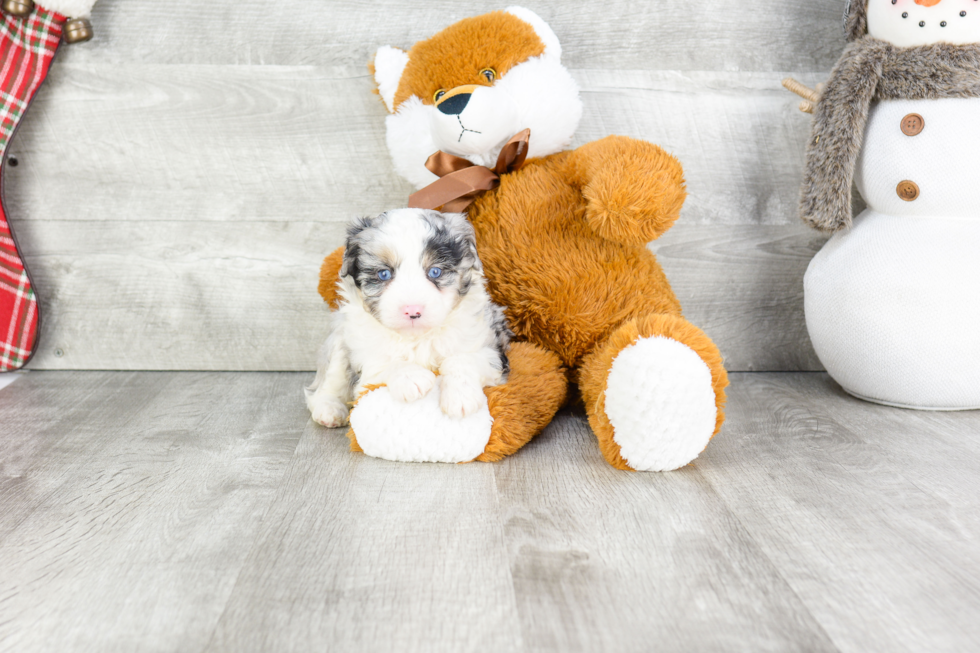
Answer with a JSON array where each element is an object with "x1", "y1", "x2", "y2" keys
[{"x1": 915, "y1": 0, "x2": 943, "y2": 6}]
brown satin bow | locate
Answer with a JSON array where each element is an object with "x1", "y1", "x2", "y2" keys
[{"x1": 408, "y1": 129, "x2": 531, "y2": 212}]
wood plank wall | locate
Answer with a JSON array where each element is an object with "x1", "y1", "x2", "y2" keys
[{"x1": 5, "y1": 1, "x2": 849, "y2": 371}]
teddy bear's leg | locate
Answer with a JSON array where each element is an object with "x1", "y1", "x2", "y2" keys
[
  {"x1": 476, "y1": 342, "x2": 568, "y2": 462},
  {"x1": 578, "y1": 314, "x2": 728, "y2": 472}
]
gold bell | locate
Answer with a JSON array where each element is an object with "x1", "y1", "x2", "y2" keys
[
  {"x1": 63, "y1": 17, "x2": 93, "y2": 44},
  {"x1": 2, "y1": 0, "x2": 35, "y2": 17}
]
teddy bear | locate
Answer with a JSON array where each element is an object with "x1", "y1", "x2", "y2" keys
[
  {"x1": 784, "y1": 0, "x2": 980, "y2": 410},
  {"x1": 315, "y1": 6, "x2": 729, "y2": 470}
]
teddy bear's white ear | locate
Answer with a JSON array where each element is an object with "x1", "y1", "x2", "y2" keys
[
  {"x1": 36, "y1": 0, "x2": 98, "y2": 17},
  {"x1": 373, "y1": 46, "x2": 410, "y2": 113},
  {"x1": 506, "y1": 6, "x2": 562, "y2": 61}
]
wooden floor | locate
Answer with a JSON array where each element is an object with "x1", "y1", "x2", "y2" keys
[{"x1": 1, "y1": 372, "x2": 979, "y2": 652}]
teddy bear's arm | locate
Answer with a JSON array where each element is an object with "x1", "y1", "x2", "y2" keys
[
  {"x1": 568, "y1": 135, "x2": 687, "y2": 247},
  {"x1": 317, "y1": 246, "x2": 345, "y2": 309}
]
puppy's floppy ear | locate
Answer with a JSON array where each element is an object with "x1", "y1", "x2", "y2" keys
[
  {"x1": 341, "y1": 216, "x2": 374, "y2": 280},
  {"x1": 441, "y1": 212, "x2": 481, "y2": 272},
  {"x1": 370, "y1": 46, "x2": 409, "y2": 113}
]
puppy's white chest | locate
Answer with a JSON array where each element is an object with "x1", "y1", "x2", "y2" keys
[{"x1": 345, "y1": 322, "x2": 445, "y2": 372}]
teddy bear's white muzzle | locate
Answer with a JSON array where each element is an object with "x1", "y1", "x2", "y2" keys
[{"x1": 430, "y1": 86, "x2": 521, "y2": 158}]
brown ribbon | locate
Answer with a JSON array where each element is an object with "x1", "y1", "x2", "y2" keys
[{"x1": 408, "y1": 128, "x2": 531, "y2": 212}]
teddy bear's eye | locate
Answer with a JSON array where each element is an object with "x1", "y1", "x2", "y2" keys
[
  {"x1": 480, "y1": 68, "x2": 496, "y2": 83},
  {"x1": 433, "y1": 89, "x2": 447, "y2": 103}
]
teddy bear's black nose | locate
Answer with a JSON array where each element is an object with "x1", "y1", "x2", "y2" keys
[{"x1": 437, "y1": 93, "x2": 471, "y2": 115}]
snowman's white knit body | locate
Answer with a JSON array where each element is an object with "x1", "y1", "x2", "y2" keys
[
  {"x1": 803, "y1": 0, "x2": 980, "y2": 410},
  {"x1": 805, "y1": 96, "x2": 980, "y2": 409}
]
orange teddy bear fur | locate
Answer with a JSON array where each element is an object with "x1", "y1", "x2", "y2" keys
[{"x1": 318, "y1": 136, "x2": 728, "y2": 469}]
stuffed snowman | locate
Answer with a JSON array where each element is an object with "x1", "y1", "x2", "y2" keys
[{"x1": 788, "y1": 0, "x2": 980, "y2": 410}]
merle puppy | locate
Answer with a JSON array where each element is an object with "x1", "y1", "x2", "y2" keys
[{"x1": 306, "y1": 208, "x2": 511, "y2": 427}]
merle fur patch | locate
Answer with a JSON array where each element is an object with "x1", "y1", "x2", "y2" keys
[
  {"x1": 419, "y1": 210, "x2": 481, "y2": 295},
  {"x1": 485, "y1": 302, "x2": 513, "y2": 376},
  {"x1": 341, "y1": 212, "x2": 398, "y2": 318}
]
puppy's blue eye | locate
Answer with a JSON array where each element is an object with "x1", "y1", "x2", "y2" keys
[
  {"x1": 428, "y1": 267, "x2": 442, "y2": 279},
  {"x1": 377, "y1": 269, "x2": 391, "y2": 281}
]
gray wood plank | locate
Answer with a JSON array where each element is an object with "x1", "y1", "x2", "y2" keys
[
  {"x1": 15, "y1": 219, "x2": 345, "y2": 371},
  {"x1": 492, "y1": 411, "x2": 838, "y2": 653},
  {"x1": 62, "y1": 0, "x2": 846, "y2": 72},
  {"x1": 12, "y1": 221, "x2": 824, "y2": 371},
  {"x1": 698, "y1": 373, "x2": 980, "y2": 652},
  {"x1": 206, "y1": 423, "x2": 522, "y2": 653},
  {"x1": 6, "y1": 64, "x2": 404, "y2": 224},
  {"x1": 0, "y1": 371, "x2": 305, "y2": 652},
  {"x1": 5, "y1": 66, "x2": 823, "y2": 227}
]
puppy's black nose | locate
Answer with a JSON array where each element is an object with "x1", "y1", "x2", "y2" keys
[{"x1": 437, "y1": 93, "x2": 471, "y2": 115}]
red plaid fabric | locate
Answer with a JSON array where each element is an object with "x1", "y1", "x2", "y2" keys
[{"x1": 1, "y1": 7, "x2": 64, "y2": 371}]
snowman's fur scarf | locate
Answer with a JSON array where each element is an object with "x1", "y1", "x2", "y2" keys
[
  {"x1": 845, "y1": 0, "x2": 869, "y2": 43},
  {"x1": 801, "y1": 37, "x2": 980, "y2": 232}
]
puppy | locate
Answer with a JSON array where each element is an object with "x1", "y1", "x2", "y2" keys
[{"x1": 306, "y1": 208, "x2": 511, "y2": 427}]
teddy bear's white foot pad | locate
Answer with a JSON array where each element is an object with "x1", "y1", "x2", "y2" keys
[
  {"x1": 349, "y1": 385, "x2": 493, "y2": 464},
  {"x1": 604, "y1": 336, "x2": 717, "y2": 472}
]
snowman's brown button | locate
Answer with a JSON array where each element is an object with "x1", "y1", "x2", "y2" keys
[
  {"x1": 901, "y1": 113, "x2": 925, "y2": 136},
  {"x1": 897, "y1": 180, "x2": 920, "y2": 201}
]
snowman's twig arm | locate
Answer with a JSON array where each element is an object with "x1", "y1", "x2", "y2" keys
[{"x1": 782, "y1": 78, "x2": 820, "y2": 113}]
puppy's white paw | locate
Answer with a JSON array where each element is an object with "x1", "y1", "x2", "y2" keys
[
  {"x1": 439, "y1": 377, "x2": 485, "y2": 419},
  {"x1": 310, "y1": 398, "x2": 350, "y2": 428},
  {"x1": 388, "y1": 366, "x2": 436, "y2": 403}
]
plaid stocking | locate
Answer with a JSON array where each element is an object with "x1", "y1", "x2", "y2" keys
[{"x1": 0, "y1": 7, "x2": 64, "y2": 371}]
